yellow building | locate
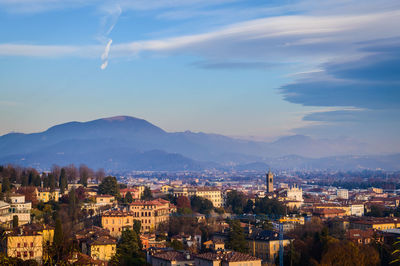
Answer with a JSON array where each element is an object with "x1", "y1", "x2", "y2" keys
[
  {"x1": 88, "y1": 236, "x2": 117, "y2": 261},
  {"x1": 95, "y1": 195, "x2": 116, "y2": 206},
  {"x1": 351, "y1": 218, "x2": 400, "y2": 230},
  {"x1": 36, "y1": 188, "x2": 60, "y2": 202},
  {"x1": 247, "y1": 230, "x2": 291, "y2": 263},
  {"x1": 160, "y1": 185, "x2": 173, "y2": 194},
  {"x1": 195, "y1": 187, "x2": 223, "y2": 208},
  {"x1": 102, "y1": 198, "x2": 175, "y2": 237},
  {"x1": 101, "y1": 211, "x2": 135, "y2": 237},
  {"x1": 5, "y1": 231, "x2": 43, "y2": 263},
  {"x1": 313, "y1": 204, "x2": 351, "y2": 216},
  {"x1": 172, "y1": 187, "x2": 223, "y2": 207}
]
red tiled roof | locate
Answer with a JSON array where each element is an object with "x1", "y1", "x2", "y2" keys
[
  {"x1": 195, "y1": 251, "x2": 261, "y2": 262},
  {"x1": 152, "y1": 251, "x2": 192, "y2": 261}
]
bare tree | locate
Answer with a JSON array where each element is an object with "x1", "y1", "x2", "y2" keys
[
  {"x1": 95, "y1": 168, "x2": 105, "y2": 183},
  {"x1": 79, "y1": 164, "x2": 93, "y2": 187},
  {"x1": 51, "y1": 165, "x2": 61, "y2": 182},
  {"x1": 65, "y1": 164, "x2": 79, "y2": 183}
]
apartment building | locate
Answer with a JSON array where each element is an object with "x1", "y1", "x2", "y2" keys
[
  {"x1": 101, "y1": 198, "x2": 175, "y2": 237},
  {"x1": 172, "y1": 187, "x2": 223, "y2": 208}
]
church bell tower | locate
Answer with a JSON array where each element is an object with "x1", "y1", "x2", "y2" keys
[{"x1": 266, "y1": 170, "x2": 274, "y2": 193}]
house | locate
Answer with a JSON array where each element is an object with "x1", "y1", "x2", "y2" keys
[
  {"x1": 3, "y1": 226, "x2": 45, "y2": 263},
  {"x1": 120, "y1": 188, "x2": 140, "y2": 199},
  {"x1": 36, "y1": 188, "x2": 60, "y2": 202},
  {"x1": 87, "y1": 236, "x2": 117, "y2": 261},
  {"x1": 75, "y1": 226, "x2": 117, "y2": 262},
  {"x1": 9, "y1": 194, "x2": 31, "y2": 226},
  {"x1": 95, "y1": 195, "x2": 116, "y2": 206}
]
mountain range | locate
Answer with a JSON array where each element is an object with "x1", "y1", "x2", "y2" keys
[{"x1": 0, "y1": 116, "x2": 399, "y2": 171}]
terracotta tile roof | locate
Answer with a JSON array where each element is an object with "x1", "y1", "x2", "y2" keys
[
  {"x1": 313, "y1": 208, "x2": 346, "y2": 214},
  {"x1": 87, "y1": 236, "x2": 117, "y2": 246},
  {"x1": 195, "y1": 251, "x2": 261, "y2": 262},
  {"x1": 152, "y1": 251, "x2": 192, "y2": 261},
  {"x1": 102, "y1": 210, "x2": 135, "y2": 217}
]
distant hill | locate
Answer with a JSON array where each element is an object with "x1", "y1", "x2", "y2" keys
[{"x1": 0, "y1": 115, "x2": 399, "y2": 171}]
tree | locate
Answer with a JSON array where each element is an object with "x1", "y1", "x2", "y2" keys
[
  {"x1": 170, "y1": 239, "x2": 184, "y2": 250},
  {"x1": 1, "y1": 176, "x2": 10, "y2": 193},
  {"x1": 190, "y1": 196, "x2": 213, "y2": 215},
  {"x1": 12, "y1": 215, "x2": 18, "y2": 228},
  {"x1": 53, "y1": 218, "x2": 64, "y2": 261},
  {"x1": 68, "y1": 188, "x2": 78, "y2": 223},
  {"x1": 79, "y1": 164, "x2": 92, "y2": 187},
  {"x1": 141, "y1": 186, "x2": 152, "y2": 200},
  {"x1": 65, "y1": 164, "x2": 78, "y2": 183},
  {"x1": 125, "y1": 192, "x2": 133, "y2": 203},
  {"x1": 243, "y1": 199, "x2": 254, "y2": 213},
  {"x1": 111, "y1": 229, "x2": 145, "y2": 266},
  {"x1": 98, "y1": 176, "x2": 120, "y2": 197},
  {"x1": 177, "y1": 196, "x2": 191, "y2": 210},
  {"x1": 59, "y1": 168, "x2": 68, "y2": 194},
  {"x1": 95, "y1": 168, "x2": 105, "y2": 183},
  {"x1": 16, "y1": 187, "x2": 38, "y2": 206},
  {"x1": 225, "y1": 190, "x2": 246, "y2": 214},
  {"x1": 254, "y1": 197, "x2": 286, "y2": 217},
  {"x1": 226, "y1": 219, "x2": 248, "y2": 253}
]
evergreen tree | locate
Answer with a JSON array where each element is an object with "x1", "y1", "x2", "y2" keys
[
  {"x1": 226, "y1": 219, "x2": 248, "y2": 253},
  {"x1": 59, "y1": 168, "x2": 67, "y2": 194},
  {"x1": 141, "y1": 186, "x2": 153, "y2": 200},
  {"x1": 125, "y1": 192, "x2": 133, "y2": 203},
  {"x1": 53, "y1": 218, "x2": 63, "y2": 261},
  {"x1": 12, "y1": 215, "x2": 18, "y2": 228},
  {"x1": 49, "y1": 174, "x2": 56, "y2": 192},
  {"x1": 98, "y1": 176, "x2": 120, "y2": 197},
  {"x1": 21, "y1": 174, "x2": 28, "y2": 187},
  {"x1": 33, "y1": 174, "x2": 41, "y2": 187},
  {"x1": 68, "y1": 188, "x2": 78, "y2": 223},
  {"x1": 1, "y1": 176, "x2": 10, "y2": 193},
  {"x1": 243, "y1": 199, "x2": 254, "y2": 213},
  {"x1": 111, "y1": 229, "x2": 145, "y2": 265}
]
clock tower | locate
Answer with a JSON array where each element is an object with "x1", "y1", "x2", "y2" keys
[{"x1": 266, "y1": 170, "x2": 274, "y2": 193}]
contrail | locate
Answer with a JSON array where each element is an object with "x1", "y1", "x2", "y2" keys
[
  {"x1": 99, "y1": 4, "x2": 121, "y2": 70},
  {"x1": 101, "y1": 39, "x2": 112, "y2": 70}
]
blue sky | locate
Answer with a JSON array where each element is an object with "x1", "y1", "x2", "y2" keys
[{"x1": 0, "y1": 0, "x2": 399, "y2": 154}]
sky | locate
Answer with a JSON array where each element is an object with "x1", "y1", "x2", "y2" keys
[{"x1": 0, "y1": 0, "x2": 399, "y2": 154}]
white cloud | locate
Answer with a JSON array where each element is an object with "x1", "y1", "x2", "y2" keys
[{"x1": 1, "y1": 9, "x2": 400, "y2": 65}]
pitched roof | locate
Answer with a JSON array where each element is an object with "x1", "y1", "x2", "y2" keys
[
  {"x1": 195, "y1": 251, "x2": 261, "y2": 262},
  {"x1": 152, "y1": 251, "x2": 192, "y2": 261}
]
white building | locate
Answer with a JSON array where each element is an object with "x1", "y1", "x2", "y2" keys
[
  {"x1": 337, "y1": 189, "x2": 349, "y2": 200},
  {"x1": 350, "y1": 204, "x2": 364, "y2": 217},
  {"x1": 287, "y1": 185, "x2": 303, "y2": 202},
  {"x1": 9, "y1": 194, "x2": 31, "y2": 226}
]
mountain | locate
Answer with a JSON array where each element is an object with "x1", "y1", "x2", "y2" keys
[{"x1": 0, "y1": 115, "x2": 398, "y2": 171}]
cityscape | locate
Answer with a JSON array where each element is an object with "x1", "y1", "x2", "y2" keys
[{"x1": 1, "y1": 0, "x2": 400, "y2": 265}]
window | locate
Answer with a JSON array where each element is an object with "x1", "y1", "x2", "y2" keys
[
  {"x1": 17, "y1": 252, "x2": 21, "y2": 257},
  {"x1": 29, "y1": 251, "x2": 34, "y2": 257},
  {"x1": 31, "y1": 242, "x2": 33, "y2": 247},
  {"x1": 17, "y1": 243, "x2": 21, "y2": 248},
  {"x1": 24, "y1": 243, "x2": 27, "y2": 248},
  {"x1": 23, "y1": 251, "x2": 28, "y2": 257}
]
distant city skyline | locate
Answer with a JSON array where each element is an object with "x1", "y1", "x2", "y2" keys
[{"x1": 1, "y1": 0, "x2": 399, "y2": 153}]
